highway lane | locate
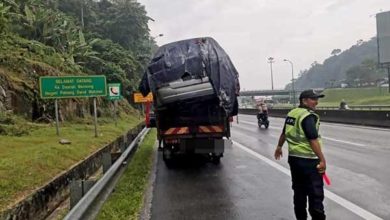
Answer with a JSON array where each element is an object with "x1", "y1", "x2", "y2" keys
[
  {"x1": 234, "y1": 114, "x2": 390, "y2": 219},
  {"x1": 151, "y1": 115, "x2": 389, "y2": 219},
  {"x1": 151, "y1": 143, "x2": 361, "y2": 219}
]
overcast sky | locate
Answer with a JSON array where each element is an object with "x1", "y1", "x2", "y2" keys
[{"x1": 138, "y1": 0, "x2": 390, "y2": 90}]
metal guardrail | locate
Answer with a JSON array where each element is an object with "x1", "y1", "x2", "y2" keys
[
  {"x1": 240, "y1": 105, "x2": 390, "y2": 111},
  {"x1": 239, "y1": 88, "x2": 324, "y2": 96},
  {"x1": 64, "y1": 127, "x2": 150, "y2": 220},
  {"x1": 317, "y1": 105, "x2": 390, "y2": 110}
]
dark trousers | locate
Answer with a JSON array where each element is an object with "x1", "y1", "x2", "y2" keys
[{"x1": 288, "y1": 156, "x2": 326, "y2": 220}]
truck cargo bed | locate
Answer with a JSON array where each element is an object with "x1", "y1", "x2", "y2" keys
[
  {"x1": 156, "y1": 76, "x2": 215, "y2": 108},
  {"x1": 156, "y1": 97, "x2": 226, "y2": 130}
]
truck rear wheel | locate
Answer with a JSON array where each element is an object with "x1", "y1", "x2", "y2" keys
[
  {"x1": 211, "y1": 154, "x2": 222, "y2": 165},
  {"x1": 163, "y1": 147, "x2": 175, "y2": 167}
]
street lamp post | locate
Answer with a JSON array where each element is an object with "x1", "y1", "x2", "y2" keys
[
  {"x1": 268, "y1": 57, "x2": 275, "y2": 90},
  {"x1": 284, "y1": 59, "x2": 296, "y2": 107}
]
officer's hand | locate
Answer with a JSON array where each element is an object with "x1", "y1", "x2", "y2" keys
[
  {"x1": 316, "y1": 161, "x2": 326, "y2": 174},
  {"x1": 274, "y1": 146, "x2": 283, "y2": 160}
]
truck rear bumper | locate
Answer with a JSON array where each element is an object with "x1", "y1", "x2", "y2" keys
[{"x1": 178, "y1": 138, "x2": 231, "y2": 155}]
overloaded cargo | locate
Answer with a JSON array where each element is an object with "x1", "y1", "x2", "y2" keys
[
  {"x1": 139, "y1": 37, "x2": 240, "y2": 117},
  {"x1": 139, "y1": 37, "x2": 240, "y2": 166}
]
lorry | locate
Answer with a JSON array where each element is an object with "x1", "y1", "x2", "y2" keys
[{"x1": 139, "y1": 37, "x2": 240, "y2": 166}]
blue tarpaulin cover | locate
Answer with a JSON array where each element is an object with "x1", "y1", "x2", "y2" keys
[{"x1": 139, "y1": 37, "x2": 240, "y2": 116}]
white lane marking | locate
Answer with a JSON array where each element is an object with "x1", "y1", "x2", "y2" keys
[
  {"x1": 238, "y1": 120, "x2": 279, "y2": 131},
  {"x1": 237, "y1": 120, "x2": 257, "y2": 126},
  {"x1": 233, "y1": 140, "x2": 383, "y2": 220},
  {"x1": 233, "y1": 125, "x2": 280, "y2": 139},
  {"x1": 322, "y1": 137, "x2": 365, "y2": 147},
  {"x1": 239, "y1": 120, "x2": 366, "y2": 147},
  {"x1": 233, "y1": 140, "x2": 290, "y2": 175}
]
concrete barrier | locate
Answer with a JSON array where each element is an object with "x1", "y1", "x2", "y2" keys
[{"x1": 239, "y1": 109, "x2": 390, "y2": 128}]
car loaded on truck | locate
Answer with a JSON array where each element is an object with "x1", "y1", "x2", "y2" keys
[{"x1": 139, "y1": 37, "x2": 240, "y2": 166}]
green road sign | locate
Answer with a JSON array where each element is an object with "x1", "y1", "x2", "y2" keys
[
  {"x1": 40, "y1": 75, "x2": 107, "y2": 99},
  {"x1": 108, "y1": 83, "x2": 122, "y2": 100}
]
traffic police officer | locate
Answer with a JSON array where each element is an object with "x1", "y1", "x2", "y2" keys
[{"x1": 274, "y1": 89, "x2": 327, "y2": 220}]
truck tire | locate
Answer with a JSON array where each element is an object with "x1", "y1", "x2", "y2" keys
[
  {"x1": 211, "y1": 154, "x2": 222, "y2": 165},
  {"x1": 163, "y1": 147, "x2": 174, "y2": 168}
]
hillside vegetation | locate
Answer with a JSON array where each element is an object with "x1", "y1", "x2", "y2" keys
[
  {"x1": 288, "y1": 38, "x2": 388, "y2": 89},
  {"x1": 0, "y1": 0, "x2": 155, "y2": 123},
  {"x1": 0, "y1": 0, "x2": 154, "y2": 212}
]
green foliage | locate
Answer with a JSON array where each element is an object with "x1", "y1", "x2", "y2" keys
[
  {"x1": 0, "y1": 0, "x2": 154, "y2": 211},
  {"x1": 0, "y1": 0, "x2": 156, "y2": 119},
  {"x1": 0, "y1": 33, "x2": 81, "y2": 79},
  {"x1": 331, "y1": 48, "x2": 341, "y2": 56},
  {"x1": 0, "y1": 3, "x2": 11, "y2": 34},
  {"x1": 345, "y1": 59, "x2": 386, "y2": 86},
  {"x1": 57, "y1": 0, "x2": 154, "y2": 66},
  {"x1": 0, "y1": 111, "x2": 35, "y2": 136},
  {"x1": 84, "y1": 38, "x2": 142, "y2": 92}
]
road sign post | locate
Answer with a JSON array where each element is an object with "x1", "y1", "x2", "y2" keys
[
  {"x1": 388, "y1": 67, "x2": 390, "y2": 93},
  {"x1": 133, "y1": 92, "x2": 153, "y2": 103},
  {"x1": 133, "y1": 92, "x2": 154, "y2": 126},
  {"x1": 114, "y1": 101, "x2": 117, "y2": 127},
  {"x1": 376, "y1": 11, "x2": 390, "y2": 93},
  {"x1": 93, "y1": 97, "x2": 98, "y2": 137},
  {"x1": 39, "y1": 75, "x2": 107, "y2": 137},
  {"x1": 107, "y1": 83, "x2": 122, "y2": 126},
  {"x1": 144, "y1": 101, "x2": 151, "y2": 127},
  {"x1": 55, "y1": 99, "x2": 59, "y2": 136}
]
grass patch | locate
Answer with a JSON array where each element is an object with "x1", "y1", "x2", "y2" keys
[
  {"x1": 272, "y1": 87, "x2": 390, "y2": 108},
  {"x1": 319, "y1": 87, "x2": 390, "y2": 106},
  {"x1": 0, "y1": 114, "x2": 142, "y2": 211},
  {"x1": 0, "y1": 112, "x2": 41, "y2": 136},
  {"x1": 97, "y1": 129, "x2": 157, "y2": 220}
]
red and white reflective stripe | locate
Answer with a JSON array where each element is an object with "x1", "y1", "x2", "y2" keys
[
  {"x1": 198, "y1": 125, "x2": 224, "y2": 133},
  {"x1": 163, "y1": 125, "x2": 224, "y2": 135},
  {"x1": 163, "y1": 127, "x2": 189, "y2": 135}
]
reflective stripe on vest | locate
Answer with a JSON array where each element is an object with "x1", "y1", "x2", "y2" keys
[{"x1": 285, "y1": 107, "x2": 322, "y2": 159}]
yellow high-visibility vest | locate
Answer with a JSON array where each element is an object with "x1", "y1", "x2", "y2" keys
[{"x1": 285, "y1": 107, "x2": 322, "y2": 159}]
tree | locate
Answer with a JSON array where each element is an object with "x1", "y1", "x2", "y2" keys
[
  {"x1": 331, "y1": 48, "x2": 341, "y2": 56},
  {"x1": 0, "y1": 3, "x2": 11, "y2": 34},
  {"x1": 346, "y1": 59, "x2": 386, "y2": 87},
  {"x1": 1, "y1": 0, "x2": 156, "y2": 97}
]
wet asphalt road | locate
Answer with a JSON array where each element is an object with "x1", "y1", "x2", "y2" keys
[{"x1": 151, "y1": 115, "x2": 390, "y2": 220}]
